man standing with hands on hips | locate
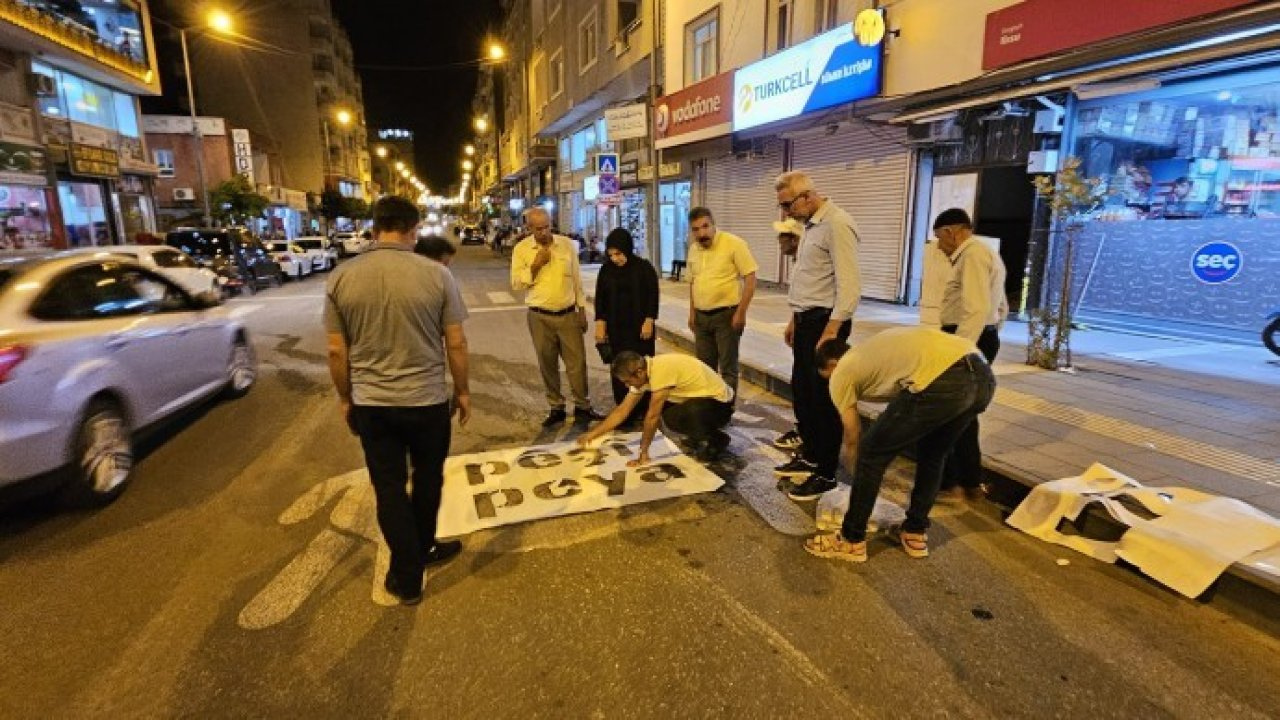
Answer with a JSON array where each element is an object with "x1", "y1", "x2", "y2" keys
[
  {"x1": 511, "y1": 207, "x2": 604, "y2": 427},
  {"x1": 686, "y1": 206, "x2": 758, "y2": 398},
  {"x1": 772, "y1": 170, "x2": 862, "y2": 501}
]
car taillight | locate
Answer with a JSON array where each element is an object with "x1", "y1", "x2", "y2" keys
[
  {"x1": 280, "y1": 254, "x2": 293, "y2": 262},
  {"x1": 0, "y1": 344, "x2": 28, "y2": 384}
]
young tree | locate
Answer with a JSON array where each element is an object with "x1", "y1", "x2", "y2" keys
[{"x1": 209, "y1": 175, "x2": 269, "y2": 226}]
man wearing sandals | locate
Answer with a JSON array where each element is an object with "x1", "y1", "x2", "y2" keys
[{"x1": 803, "y1": 328, "x2": 995, "y2": 562}]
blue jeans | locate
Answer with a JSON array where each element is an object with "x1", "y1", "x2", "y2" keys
[{"x1": 840, "y1": 356, "x2": 996, "y2": 542}]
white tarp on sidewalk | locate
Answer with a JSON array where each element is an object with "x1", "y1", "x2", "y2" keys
[
  {"x1": 438, "y1": 432, "x2": 724, "y2": 536},
  {"x1": 1007, "y1": 463, "x2": 1280, "y2": 597}
]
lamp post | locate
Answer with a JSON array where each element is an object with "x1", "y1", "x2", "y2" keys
[
  {"x1": 178, "y1": 9, "x2": 236, "y2": 226},
  {"x1": 321, "y1": 108, "x2": 353, "y2": 196}
]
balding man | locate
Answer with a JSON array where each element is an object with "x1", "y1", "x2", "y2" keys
[
  {"x1": 772, "y1": 170, "x2": 862, "y2": 501},
  {"x1": 511, "y1": 208, "x2": 603, "y2": 426}
]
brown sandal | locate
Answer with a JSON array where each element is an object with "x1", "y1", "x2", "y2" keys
[
  {"x1": 888, "y1": 524, "x2": 929, "y2": 559},
  {"x1": 804, "y1": 532, "x2": 868, "y2": 563}
]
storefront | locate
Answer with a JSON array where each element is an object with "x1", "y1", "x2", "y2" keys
[
  {"x1": 1062, "y1": 66, "x2": 1280, "y2": 336},
  {"x1": 702, "y1": 140, "x2": 786, "y2": 282},
  {"x1": 0, "y1": 143, "x2": 54, "y2": 250}
]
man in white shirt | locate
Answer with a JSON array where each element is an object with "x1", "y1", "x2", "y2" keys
[
  {"x1": 579, "y1": 351, "x2": 734, "y2": 465},
  {"x1": 933, "y1": 208, "x2": 1008, "y2": 502},
  {"x1": 802, "y1": 328, "x2": 995, "y2": 563},
  {"x1": 686, "y1": 206, "x2": 758, "y2": 396},
  {"x1": 511, "y1": 207, "x2": 603, "y2": 426}
]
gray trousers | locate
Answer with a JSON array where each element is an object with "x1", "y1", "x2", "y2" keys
[
  {"x1": 527, "y1": 309, "x2": 590, "y2": 409},
  {"x1": 693, "y1": 307, "x2": 741, "y2": 396}
]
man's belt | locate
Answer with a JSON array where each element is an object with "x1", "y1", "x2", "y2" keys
[
  {"x1": 529, "y1": 305, "x2": 577, "y2": 316},
  {"x1": 941, "y1": 324, "x2": 999, "y2": 334},
  {"x1": 695, "y1": 305, "x2": 737, "y2": 315}
]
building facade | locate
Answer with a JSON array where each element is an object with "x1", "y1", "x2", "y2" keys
[{"x1": 0, "y1": 0, "x2": 162, "y2": 250}]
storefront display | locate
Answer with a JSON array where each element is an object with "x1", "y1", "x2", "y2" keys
[
  {"x1": 0, "y1": 185, "x2": 52, "y2": 250},
  {"x1": 58, "y1": 181, "x2": 111, "y2": 247}
]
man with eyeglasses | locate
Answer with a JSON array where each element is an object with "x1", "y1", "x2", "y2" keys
[
  {"x1": 511, "y1": 207, "x2": 604, "y2": 427},
  {"x1": 772, "y1": 170, "x2": 862, "y2": 501}
]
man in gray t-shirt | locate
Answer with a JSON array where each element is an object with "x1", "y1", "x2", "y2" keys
[{"x1": 324, "y1": 197, "x2": 470, "y2": 606}]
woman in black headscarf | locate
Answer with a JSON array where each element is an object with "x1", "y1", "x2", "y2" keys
[{"x1": 594, "y1": 228, "x2": 659, "y2": 423}]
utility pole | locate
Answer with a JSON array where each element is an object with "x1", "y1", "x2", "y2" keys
[{"x1": 645, "y1": 0, "x2": 662, "y2": 268}]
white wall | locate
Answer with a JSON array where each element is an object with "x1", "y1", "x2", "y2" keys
[
  {"x1": 662, "y1": 0, "x2": 767, "y2": 94},
  {"x1": 882, "y1": 0, "x2": 1021, "y2": 97}
]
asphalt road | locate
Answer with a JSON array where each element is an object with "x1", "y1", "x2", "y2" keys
[{"x1": 2, "y1": 246, "x2": 1277, "y2": 718}]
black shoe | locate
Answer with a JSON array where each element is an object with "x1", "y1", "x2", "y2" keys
[
  {"x1": 541, "y1": 406, "x2": 567, "y2": 427},
  {"x1": 787, "y1": 474, "x2": 837, "y2": 501},
  {"x1": 384, "y1": 573, "x2": 423, "y2": 606},
  {"x1": 773, "y1": 429, "x2": 803, "y2": 451},
  {"x1": 573, "y1": 406, "x2": 605, "y2": 422},
  {"x1": 773, "y1": 454, "x2": 817, "y2": 477},
  {"x1": 697, "y1": 430, "x2": 731, "y2": 461},
  {"x1": 424, "y1": 539, "x2": 462, "y2": 567}
]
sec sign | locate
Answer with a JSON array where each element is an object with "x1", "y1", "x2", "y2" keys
[{"x1": 1191, "y1": 242, "x2": 1242, "y2": 284}]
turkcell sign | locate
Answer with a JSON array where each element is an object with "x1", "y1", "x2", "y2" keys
[{"x1": 732, "y1": 20, "x2": 882, "y2": 132}]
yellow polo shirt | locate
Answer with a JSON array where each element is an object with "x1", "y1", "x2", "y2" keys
[
  {"x1": 631, "y1": 354, "x2": 734, "y2": 404},
  {"x1": 688, "y1": 230, "x2": 759, "y2": 311},
  {"x1": 828, "y1": 327, "x2": 977, "y2": 407},
  {"x1": 510, "y1": 234, "x2": 584, "y2": 311}
]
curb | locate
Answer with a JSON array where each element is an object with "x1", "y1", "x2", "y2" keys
[{"x1": 654, "y1": 323, "x2": 1280, "y2": 620}]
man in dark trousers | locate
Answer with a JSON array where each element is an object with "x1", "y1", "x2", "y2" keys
[
  {"x1": 804, "y1": 328, "x2": 995, "y2": 563},
  {"x1": 772, "y1": 170, "x2": 861, "y2": 501},
  {"x1": 325, "y1": 196, "x2": 471, "y2": 605}
]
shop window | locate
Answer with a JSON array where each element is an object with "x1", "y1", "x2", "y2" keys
[
  {"x1": 154, "y1": 149, "x2": 175, "y2": 177},
  {"x1": 579, "y1": 8, "x2": 598, "y2": 73},
  {"x1": 0, "y1": 185, "x2": 51, "y2": 250},
  {"x1": 1074, "y1": 77, "x2": 1280, "y2": 220},
  {"x1": 114, "y1": 93, "x2": 140, "y2": 138},
  {"x1": 685, "y1": 8, "x2": 719, "y2": 85},
  {"x1": 58, "y1": 181, "x2": 110, "y2": 247},
  {"x1": 559, "y1": 136, "x2": 571, "y2": 164},
  {"x1": 31, "y1": 62, "x2": 66, "y2": 119},
  {"x1": 595, "y1": 117, "x2": 609, "y2": 148},
  {"x1": 571, "y1": 129, "x2": 587, "y2": 170}
]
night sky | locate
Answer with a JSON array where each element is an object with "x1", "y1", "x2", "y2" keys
[{"x1": 332, "y1": 0, "x2": 504, "y2": 193}]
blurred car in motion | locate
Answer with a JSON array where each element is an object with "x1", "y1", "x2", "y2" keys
[
  {"x1": 66, "y1": 244, "x2": 220, "y2": 300},
  {"x1": 292, "y1": 236, "x2": 338, "y2": 271},
  {"x1": 0, "y1": 253, "x2": 257, "y2": 506},
  {"x1": 265, "y1": 241, "x2": 313, "y2": 280},
  {"x1": 165, "y1": 228, "x2": 282, "y2": 295}
]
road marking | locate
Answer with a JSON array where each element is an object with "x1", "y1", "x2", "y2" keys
[
  {"x1": 726, "y1": 426, "x2": 818, "y2": 536},
  {"x1": 995, "y1": 387, "x2": 1280, "y2": 486},
  {"x1": 1106, "y1": 344, "x2": 1256, "y2": 361},
  {"x1": 485, "y1": 290, "x2": 516, "y2": 305}
]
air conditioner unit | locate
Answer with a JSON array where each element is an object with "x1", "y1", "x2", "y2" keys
[
  {"x1": 173, "y1": 188, "x2": 196, "y2": 201},
  {"x1": 906, "y1": 117, "x2": 964, "y2": 146},
  {"x1": 28, "y1": 72, "x2": 56, "y2": 96}
]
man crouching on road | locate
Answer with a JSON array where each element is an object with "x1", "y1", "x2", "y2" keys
[
  {"x1": 325, "y1": 196, "x2": 471, "y2": 606},
  {"x1": 803, "y1": 328, "x2": 995, "y2": 563},
  {"x1": 578, "y1": 351, "x2": 734, "y2": 465}
]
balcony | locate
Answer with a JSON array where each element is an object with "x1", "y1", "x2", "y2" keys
[{"x1": 0, "y1": 0, "x2": 152, "y2": 83}]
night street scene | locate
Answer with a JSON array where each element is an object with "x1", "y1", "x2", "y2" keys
[{"x1": 4, "y1": 0, "x2": 1280, "y2": 717}]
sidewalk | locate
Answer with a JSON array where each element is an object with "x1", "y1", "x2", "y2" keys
[{"x1": 583, "y1": 267, "x2": 1280, "y2": 592}]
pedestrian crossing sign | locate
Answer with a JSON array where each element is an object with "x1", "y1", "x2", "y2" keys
[{"x1": 596, "y1": 153, "x2": 619, "y2": 176}]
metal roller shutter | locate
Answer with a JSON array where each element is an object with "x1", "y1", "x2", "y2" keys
[
  {"x1": 702, "y1": 139, "x2": 786, "y2": 283},
  {"x1": 791, "y1": 124, "x2": 913, "y2": 302}
]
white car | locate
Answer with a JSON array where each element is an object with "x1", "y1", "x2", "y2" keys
[
  {"x1": 67, "y1": 245, "x2": 220, "y2": 300},
  {"x1": 0, "y1": 253, "x2": 256, "y2": 505},
  {"x1": 265, "y1": 241, "x2": 313, "y2": 280},
  {"x1": 336, "y1": 231, "x2": 371, "y2": 255},
  {"x1": 292, "y1": 236, "x2": 338, "y2": 271}
]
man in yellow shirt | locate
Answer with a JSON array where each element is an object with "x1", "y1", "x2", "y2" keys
[
  {"x1": 802, "y1": 328, "x2": 994, "y2": 563},
  {"x1": 579, "y1": 351, "x2": 734, "y2": 464},
  {"x1": 686, "y1": 207, "x2": 758, "y2": 397},
  {"x1": 511, "y1": 207, "x2": 603, "y2": 426}
]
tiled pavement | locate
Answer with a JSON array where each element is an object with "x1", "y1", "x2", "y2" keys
[{"x1": 582, "y1": 266, "x2": 1280, "y2": 591}]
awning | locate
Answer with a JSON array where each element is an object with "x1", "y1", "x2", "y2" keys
[{"x1": 886, "y1": 1, "x2": 1280, "y2": 124}]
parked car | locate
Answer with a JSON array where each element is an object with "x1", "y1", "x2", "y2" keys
[
  {"x1": 66, "y1": 244, "x2": 220, "y2": 300},
  {"x1": 0, "y1": 253, "x2": 257, "y2": 506},
  {"x1": 336, "y1": 230, "x2": 372, "y2": 255},
  {"x1": 292, "y1": 236, "x2": 338, "y2": 271},
  {"x1": 165, "y1": 228, "x2": 282, "y2": 294},
  {"x1": 265, "y1": 241, "x2": 313, "y2": 280},
  {"x1": 459, "y1": 225, "x2": 484, "y2": 246}
]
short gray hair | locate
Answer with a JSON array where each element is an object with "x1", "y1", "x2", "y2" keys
[
  {"x1": 525, "y1": 207, "x2": 551, "y2": 225},
  {"x1": 774, "y1": 170, "x2": 815, "y2": 194},
  {"x1": 611, "y1": 351, "x2": 646, "y2": 379}
]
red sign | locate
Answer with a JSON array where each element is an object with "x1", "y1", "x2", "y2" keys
[
  {"x1": 654, "y1": 72, "x2": 734, "y2": 146},
  {"x1": 983, "y1": 0, "x2": 1261, "y2": 71}
]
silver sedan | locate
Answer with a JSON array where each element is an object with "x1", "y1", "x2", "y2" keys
[{"x1": 0, "y1": 253, "x2": 257, "y2": 505}]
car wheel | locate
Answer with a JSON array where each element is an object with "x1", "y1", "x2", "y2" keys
[
  {"x1": 224, "y1": 337, "x2": 257, "y2": 398},
  {"x1": 62, "y1": 398, "x2": 133, "y2": 507}
]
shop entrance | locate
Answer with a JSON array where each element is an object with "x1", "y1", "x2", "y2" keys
[
  {"x1": 975, "y1": 165, "x2": 1036, "y2": 312},
  {"x1": 58, "y1": 181, "x2": 114, "y2": 247},
  {"x1": 658, "y1": 180, "x2": 691, "y2": 274}
]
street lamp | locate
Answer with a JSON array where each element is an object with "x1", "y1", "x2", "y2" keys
[
  {"x1": 464, "y1": 145, "x2": 476, "y2": 156},
  {"x1": 179, "y1": 8, "x2": 236, "y2": 225},
  {"x1": 487, "y1": 42, "x2": 506, "y2": 62},
  {"x1": 375, "y1": 146, "x2": 388, "y2": 158},
  {"x1": 394, "y1": 161, "x2": 406, "y2": 171},
  {"x1": 462, "y1": 159, "x2": 474, "y2": 171},
  {"x1": 473, "y1": 116, "x2": 489, "y2": 133},
  {"x1": 321, "y1": 107, "x2": 353, "y2": 195}
]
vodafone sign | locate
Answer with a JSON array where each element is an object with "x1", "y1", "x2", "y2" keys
[{"x1": 654, "y1": 72, "x2": 734, "y2": 149}]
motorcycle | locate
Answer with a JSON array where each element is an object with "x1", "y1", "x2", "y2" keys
[{"x1": 1266, "y1": 309, "x2": 1280, "y2": 357}]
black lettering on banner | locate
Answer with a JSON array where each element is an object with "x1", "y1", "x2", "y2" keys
[
  {"x1": 533, "y1": 478, "x2": 582, "y2": 500},
  {"x1": 473, "y1": 488, "x2": 524, "y2": 519},
  {"x1": 517, "y1": 452, "x2": 562, "y2": 470},
  {"x1": 608, "y1": 442, "x2": 632, "y2": 457},
  {"x1": 567, "y1": 447, "x2": 604, "y2": 467},
  {"x1": 639, "y1": 464, "x2": 687, "y2": 484},
  {"x1": 464, "y1": 461, "x2": 510, "y2": 486},
  {"x1": 584, "y1": 471, "x2": 627, "y2": 497}
]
